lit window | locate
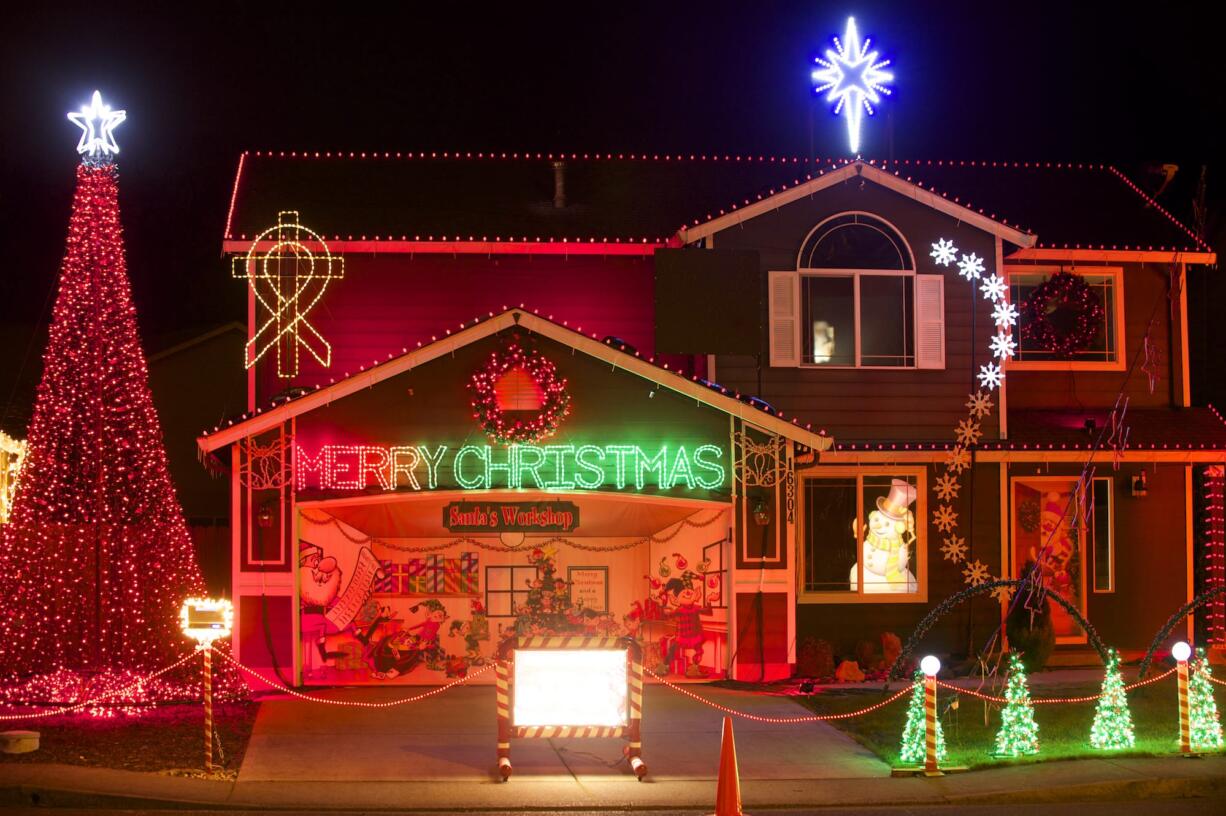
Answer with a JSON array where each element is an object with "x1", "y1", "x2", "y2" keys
[
  {"x1": 798, "y1": 213, "x2": 917, "y2": 368},
  {"x1": 800, "y1": 469, "x2": 926, "y2": 601},
  {"x1": 1008, "y1": 268, "x2": 1122, "y2": 367}
]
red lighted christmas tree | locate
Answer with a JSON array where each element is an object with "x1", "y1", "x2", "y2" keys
[{"x1": 0, "y1": 94, "x2": 207, "y2": 696}]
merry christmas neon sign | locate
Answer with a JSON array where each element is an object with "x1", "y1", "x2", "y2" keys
[{"x1": 295, "y1": 442, "x2": 726, "y2": 493}]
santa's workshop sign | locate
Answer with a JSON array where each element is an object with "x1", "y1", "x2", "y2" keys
[{"x1": 444, "y1": 500, "x2": 579, "y2": 533}]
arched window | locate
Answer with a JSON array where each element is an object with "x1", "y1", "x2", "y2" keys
[
  {"x1": 798, "y1": 213, "x2": 913, "y2": 271},
  {"x1": 792, "y1": 213, "x2": 926, "y2": 368}
]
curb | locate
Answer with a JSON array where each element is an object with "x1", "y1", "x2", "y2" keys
[{"x1": 2, "y1": 772, "x2": 1223, "y2": 811}]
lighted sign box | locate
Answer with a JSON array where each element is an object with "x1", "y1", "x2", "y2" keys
[
  {"x1": 496, "y1": 636, "x2": 646, "y2": 779},
  {"x1": 512, "y1": 648, "x2": 628, "y2": 727}
]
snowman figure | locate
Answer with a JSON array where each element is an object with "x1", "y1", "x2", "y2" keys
[{"x1": 849, "y1": 479, "x2": 918, "y2": 594}]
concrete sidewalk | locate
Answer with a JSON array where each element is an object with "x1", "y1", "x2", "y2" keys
[{"x1": 3, "y1": 682, "x2": 1224, "y2": 810}]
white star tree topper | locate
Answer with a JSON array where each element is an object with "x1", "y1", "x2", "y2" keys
[
  {"x1": 812, "y1": 17, "x2": 894, "y2": 154},
  {"x1": 68, "y1": 90, "x2": 126, "y2": 158}
]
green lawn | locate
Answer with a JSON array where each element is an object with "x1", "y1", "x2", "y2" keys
[{"x1": 796, "y1": 677, "x2": 1226, "y2": 769}]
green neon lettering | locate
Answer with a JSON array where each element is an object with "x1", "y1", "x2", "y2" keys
[
  {"x1": 668, "y1": 445, "x2": 696, "y2": 490},
  {"x1": 574, "y1": 445, "x2": 605, "y2": 489},
  {"x1": 693, "y1": 444, "x2": 726, "y2": 489},
  {"x1": 544, "y1": 444, "x2": 575, "y2": 490},
  {"x1": 487, "y1": 445, "x2": 513, "y2": 488},
  {"x1": 516, "y1": 445, "x2": 547, "y2": 489},
  {"x1": 605, "y1": 445, "x2": 637, "y2": 489},
  {"x1": 416, "y1": 444, "x2": 448, "y2": 490},
  {"x1": 636, "y1": 445, "x2": 668, "y2": 490},
  {"x1": 388, "y1": 446, "x2": 421, "y2": 490},
  {"x1": 453, "y1": 445, "x2": 487, "y2": 489}
]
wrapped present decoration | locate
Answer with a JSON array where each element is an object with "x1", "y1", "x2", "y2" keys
[
  {"x1": 406, "y1": 558, "x2": 428, "y2": 594},
  {"x1": 424, "y1": 554, "x2": 445, "y2": 594},
  {"x1": 375, "y1": 559, "x2": 398, "y2": 594}
]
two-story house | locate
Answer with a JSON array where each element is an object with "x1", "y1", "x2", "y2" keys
[{"x1": 197, "y1": 152, "x2": 1220, "y2": 685}]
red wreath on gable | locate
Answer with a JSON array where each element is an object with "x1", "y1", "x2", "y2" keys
[
  {"x1": 1020, "y1": 272, "x2": 1105, "y2": 357},
  {"x1": 470, "y1": 343, "x2": 571, "y2": 444}
]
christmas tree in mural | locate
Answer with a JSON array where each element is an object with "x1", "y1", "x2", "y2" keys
[
  {"x1": 512, "y1": 545, "x2": 581, "y2": 637},
  {"x1": 994, "y1": 652, "x2": 1040, "y2": 756},
  {"x1": 898, "y1": 670, "x2": 945, "y2": 765},
  {"x1": 0, "y1": 93, "x2": 207, "y2": 697},
  {"x1": 1189, "y1": 648, "x2": 1224, "y2": 751},
  {"x1": 1089, "y1": 649, "x2": 1135, "y2": 750}
]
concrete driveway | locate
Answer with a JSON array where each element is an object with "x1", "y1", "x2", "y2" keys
[{"x1": 238, "y1": 683, "x2": 887, "y2": 783}]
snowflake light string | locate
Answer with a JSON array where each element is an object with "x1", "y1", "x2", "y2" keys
[{"x1": 927, "y1": 237, "x2": 1015, "y2": 594}]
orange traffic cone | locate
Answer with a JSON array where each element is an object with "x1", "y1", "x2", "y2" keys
[{"x1": 711, "y1": 716, "x2": 745, "y2": 816}]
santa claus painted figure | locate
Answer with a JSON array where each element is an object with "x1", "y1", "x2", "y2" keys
[{"x1": 299, "y1": 541, "x2": 346, "y2": 674}]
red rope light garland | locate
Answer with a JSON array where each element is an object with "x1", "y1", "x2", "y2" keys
[
  {"x1": 0, "y1": 650, "x2": 199, "y2": 721},
  {"x1": 219, "y1": 649, "x2": 493, "y2": 708},
  {"x1": 936, "y1": 667, "x2": 1176, "y2": 705},
  {"x1": 644, "y1": 668, "x2": 910, "y2": 723}
]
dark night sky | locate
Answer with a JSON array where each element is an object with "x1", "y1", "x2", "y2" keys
[{"x1": 1, "y1": 0, "x2": 1222, "y2": 420}]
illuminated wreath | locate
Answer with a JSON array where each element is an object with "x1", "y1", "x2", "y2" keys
[
  {"x1": 469, "y1": 343, "x2": 571, "y2": 444},
  {"x1": 1020, "y1": 272, "x2": 1104, "y2": 357}
]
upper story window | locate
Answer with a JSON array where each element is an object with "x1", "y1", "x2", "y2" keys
[
  {"x1": 1007, "y1": 266, "x2": 1124, "y2": 371},
  {"x1": 798, "y1": 212, "x2": 912, "y2": 270},
  {"x1": 773, "y1": 213, "x2": 943, "y2": 369}
]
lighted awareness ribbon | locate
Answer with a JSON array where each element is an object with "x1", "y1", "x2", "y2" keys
[{"x1": 233, "y1": 211, "x2": 344, "y2": 378}]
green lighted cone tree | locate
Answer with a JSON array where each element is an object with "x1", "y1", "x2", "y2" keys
[
  {"x1": 1189, "y1": 648, "x2": 1224, "y2": 751},
  {"x1": 899, "y1": 670, "x2": 946, "y2": 765},
  {"x1": 994, "y1": 652, "x2": 1040, "y2": 756},
  {"x1": 1089, "y1": 649, "x2": 1135, "y2": 750}
]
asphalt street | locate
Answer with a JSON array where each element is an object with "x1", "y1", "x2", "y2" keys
[{"x1": 2, "y1": 801, "x2": 1222, "y2": 815}]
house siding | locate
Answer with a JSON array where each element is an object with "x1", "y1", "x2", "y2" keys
[{"x1": 710, "y1": 179, "x2": 1002, "y2": 441}]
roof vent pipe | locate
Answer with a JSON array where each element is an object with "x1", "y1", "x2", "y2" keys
[{"x1": 552, "y1": 161, "x2": 566, "y2": 208}]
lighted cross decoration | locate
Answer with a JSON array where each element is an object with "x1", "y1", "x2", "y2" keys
[
  {"x1": 811, "y1": 16, "x2": 894, "y2": 154},
  {"x1": 68, "y1": 90, "x2": 126, "y2": 159},
  {"x1": 232, "y1": 211, "x2": 344, "y2": 378}
]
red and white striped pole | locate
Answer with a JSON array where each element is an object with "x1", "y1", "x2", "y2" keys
[
  {"x1": 1173, "y1": 641, "x2": 1192, "y2": 755},
  {"x1": 203, "y1": 644, "x2": 214, "y2": 772},
  {"x1": 920, "y1": 655, "x2": 941, "y2": 774}
]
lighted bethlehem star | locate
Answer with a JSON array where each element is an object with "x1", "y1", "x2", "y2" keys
[
  {"x1": 67, "y1": 90, "x2": 126, "y2": 158},
  {"x1": 811, "y1": 17, "x2": 894, "y2": 154}
]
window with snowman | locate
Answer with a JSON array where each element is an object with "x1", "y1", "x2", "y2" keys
[{"x1": 799, "y1": 468, "x2": 927, "y2": 602}]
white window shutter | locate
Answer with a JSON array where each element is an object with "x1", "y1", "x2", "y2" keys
[
  {"x1": 768, "y1": 270, "x2": 801, "y2": 367},
  {"x1": 915, "y1": 274, "x2": 945, "y2": 369}
]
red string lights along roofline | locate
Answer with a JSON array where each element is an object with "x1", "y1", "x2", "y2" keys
[
  {"x1": 230, "y1": 153, "x2": 1209, "y2": 252},
  {"x1": 199, "y1": 307, "x2": 829, "y2": 440}
]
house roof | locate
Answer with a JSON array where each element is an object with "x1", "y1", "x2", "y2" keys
[
  {"x1": 993, "y1": 407, "x2": 1226, "y2": 451},
  {"x1": 829, "y1": 407, "x2": 1226, "y2": 458},
  {"x1": 195, "y1": 307, "x2": 836, "y2": 455},
  {"x1": 222, "y1": 152, "x2": 1213, "y2": 259}
]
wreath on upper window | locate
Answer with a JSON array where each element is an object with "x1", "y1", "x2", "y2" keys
[
  {"x1": 1019, "y1": 272, "x2": 1104, "y2": 356},
  {"x1": 470, "y1": 341, "x2": 571, "y2": 444}
]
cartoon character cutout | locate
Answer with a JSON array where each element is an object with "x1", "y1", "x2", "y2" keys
[
  {"x1": 663, "y1": 572, "x2": 713, "y2": 677},
  {"x1": 299, "y1": 541, "x2": 347, "y2": 673},
  {"x1": 849, "y1": 479, "x2": 918, "y2": 594},
  {"x1": 367, "y1": 599, "x2": 449, "y2": 680}
]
